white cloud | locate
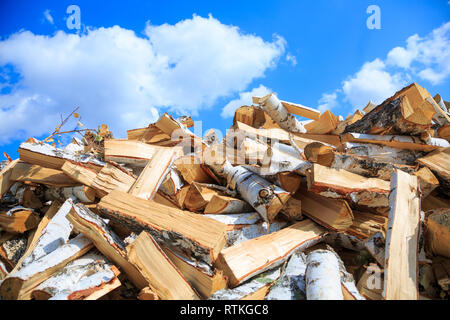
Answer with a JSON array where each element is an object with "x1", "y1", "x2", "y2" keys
[
  {"x1": 43, "y1": 10, "x2": 54, "y2": 25},
  {"x1": 317, "y1": 91, "x2": 338, "y2": 112},
  {"x1": 387, "y1": 22, "x2": 450, "y2": 85},
  {"x1": 286, "y1": 53, "x2": 297, "y2": 66},
  {"x1": 318, "y1": 22, "x2": 450, "y2": 111},
  {"x1": 221, "y1": 84, "x2": 272, "y2": 118},
  {"x1": 0, "y1": 15, "x2": 286, "y2": 144},
  {"x1": 342, "y1": 59, "x2": 406, "y2": 108}
]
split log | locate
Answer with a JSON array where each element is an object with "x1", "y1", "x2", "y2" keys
[
  {"x1": 0, "y1": 234, "x2": 92, "y2": 300},
  {"x1": 364, "y1": 232, "x2": 386, "y2": 267},
  {"x1": 294, "y1": 188, "x2": 354, "y2": 231},
  {"x1": 305, "y1": 249, "x2": 344, "y2": 300},
  {"x1": 18, "y1": 142, "x2": 104, "y2": 171},
  {"x1": 44, "y1": 186, "x2": 96, "y2": 203},
  {"x1": 437, "y1": 124, "x2": 450, "y2": 141},
  {"x1": 252, "y1": 93, "x2": 307, "y2": 133},
  {"x1": 342, "y1": 133, "x2": 449, "y2": 152},
  {"x1": 31, "y1": 251, "x2": 120, "y2": 300},
  {"x1": 0, "y1": 260, "x2": 7, "y2": 280},
  {"x1": 216, "y1": 219, "x2": 326, "y2": 287},
  {"x1": 265, "y1": 251, "x2": 308, "y2": 300},
  {"x1": 331, "y1": 110, "x2": 364, "y2": 135},
  {"x1": 104, "y1": 139, "x2": 181, "y2": 167},
  {"x1": 422, "y1": 193, "x2": 450, "y2": 212},
  {"x1": 306, "y1": 164, "x2": 390, "y2": 208},
  {"x1": 216, "y1": 161, "x2": 291, "y2": 223},
  {"x1": 0, "y1": 159, "x2": 19, "y2": 198},
  {"x1": 91, "y1": 162, "x2": 136, "y2": 197},
  {"x1": 304, "y1": 142, "x2": 334, "y2": 166},
  {"x1": 277, "y1": 100, "x2": 321, "y2": 120},
  {"x1": 304, "y1": 110, "x2": 339, "y2": 134},
  {"x1": 174, "y1": 155, "x2": 219, "y2": 185},
  {"x1": 203, "y1": 212, "x2": 261, "y2": 229},
  {"x1": 158, "y1": 168, "x2": 185, "y2": 197},
  {"x1": 416, "y1": 148, "x2": 450, "y2": 196},
  {"x1": 344, "y1": 83, "x2": 436, "y2": 136},
  {"x1": 0, "y1": 237, "x2": 27, "y2": 271},
  {"x1": 0, "y1": 207, "x2": 40, "y2": 234},
  {"x1": 424, "y1": 208, "x2": 450, "y2": 259},
  {"x1": 279, "y1": 196, "x2": 302, "y2": 221},
  {"x1": 97, "y1": 190, "x2": 227, "y2": 265},
  {"x1": 66, "y1": 203, "x2": 149, "y2": 289},
  {"x1": 126, "y1": 231, "x2": 200, "y2": 300},
  {"x1": 183, "y1": 182, "x2": 220, "y2": 212},
  {"x1": 414, "y1": 167, "x2": 439, "y2": 198},
  {"x1": 384, "y1": 170, "x2": 421, "y2": 300},
  {"x1": 210, "y1": 267, "x2": 281, "y2": 300},
  {"x1": 339, "y1": 142, "x2": 425, "y2": 165},
  {"x1": 323, "y1": 232, "x2": 366, "y2": 252},
  {"x1": 204, "y1": 194, "x2": 253, "y2": 214},
  {"x1": 233, "y1": 105, "x2": 268, "y2": 128},
  {"x1": 10, "y1": 201, "x2": 61, "y2": 274},
  {"x1": 347, "y1": 211, "x2": 387, "y2": 240},
  {"x1": 294, "y1": 132, "x2": 341, "y2": 147},
  {"x1": 363, "y1": 101, "x2": 376, "y2": 114},
  {"x1": 61, "y1": 160, "x2": 98, "y2": 187},
  {"x1": 163, "y1": 248, "x2": 227, "y2": 299},
  {"x1": 226, "y1": 220, "x2": 287, "y2": 247},
  {"x1": 14, "y1": 199, "x2": 73, "y2": 271},
  {"x1": 128, "y1": 149, "x2": 176, "y2": 200},
  {"x1": 323, "y1": 152, "x2": 416, "y2": 181}
]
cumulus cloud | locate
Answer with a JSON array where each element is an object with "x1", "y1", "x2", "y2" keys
[
  {"x1": 221, "y1": 84, "x2": 272, "y2": 118},
  {"x1": 0, "y1": 15, "x2": 286, "y2": 144},
  {"x1": 342, "y1": 59, "x2": 406, "y2": 108},
  {"x1": 317, "y1": 91, "x2": 339, "y2": 112},
  {"x1": 318, "y1": 22, "x2": 449, "y2": 111},
  {"x1": 43, "y1": 10, "x2": 54, "y2": 25},
  {"x1": 286, "y1": 53, "x2": 297, "y2": 66}
]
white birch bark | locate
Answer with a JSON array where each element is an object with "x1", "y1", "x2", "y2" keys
[
  {"x1": 255, "y1": 93, "x2": 307, "y2": 133},
  {"x1": 305, "y1": 249, "x2": 344, "y2": 300}
]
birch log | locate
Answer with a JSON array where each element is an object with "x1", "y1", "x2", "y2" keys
[
  {"x1": 0, "y1": 159, "x2": 19, "y2": 198},
  {"x1": 44, "y1": 186, "x2": 96, "y2": 203},
  {"x1": 305, "y1": 249, "x2": 344, "y2": 300},
  {"x1": 31, "y1": 251, "x2": 120, "y2": 300},
  {"x1": 14, "y1": 199, "x2": 74, "y2": 271},
  {"x1": 0, "y1": 234, "x2": 93, "y2": 300},
  {"x1": 384, "y1": 170, "x2": 420, "y2": 300},
  {"x1": 253, "y1": 93, "x2": 307, "y2": 133}
]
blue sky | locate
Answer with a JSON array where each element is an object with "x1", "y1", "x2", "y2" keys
[{"x1": 0, "y1": 0, "x2": 449, "y2": 159}]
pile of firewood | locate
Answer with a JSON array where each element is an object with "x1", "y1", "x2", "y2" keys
[{"x1": 0, "y1": 82, "x2": 449, "y2": 300}]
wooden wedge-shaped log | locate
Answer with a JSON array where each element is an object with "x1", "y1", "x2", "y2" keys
[
  {"x1": 253, "y1": 93, "x2": 306, "y2": 133},
  {"x1": 204, "y1": 194, "x2": 253, "y2": 214},
  {"x1": 294, "y1": 188, "x2": 354, "y2": 231},
  {"x1": 0, "y1": 234, "x2": 93, "y2": 300},
  {"x1": 31, "y1": 251, "x2": 120, "y2": 300},
  {"x1": 347, "y1": 211, "x2": 387, "y2": 240},
  {"x1": 424, "y1": 208, "x2": 450, "y2": 259},
  {"x1": 104, "y1": 139, "x2": 181, "y2": 167},
  {"x1": 216, "y1": 219, "x2": 326, "y2": 287},
  {"x1": 97, "y1": 190, "x2": 227, "y2": 265},
  {"x1": 416, "y1": 148, "x2": 450, "y2": 196},
  {"x1": 344, "y1": 83, "x2": 436, "y2": 136},
  {"x1": 163, "y1": 248, "x2": 227, "y2": 299},
  {"x1": 10, "y1": 163, "x2": 79, "y2": 187},
  {"x1": 183, "y1": 182, "x2": 221, "y2": 212},
  {"x1": 61, "y1": 160, "x2": 98, "y2": 187},
  {"x1": 91, "y1": 162, "x2": 136, "y2": 197},
  {"x1": 384, "y1": 170, "x2": 420, "y2": 300},
  {"x1": 18, "y1": 142, "x2": 104, "y2": 171},
  {"x1": 304, "y1": 110, "x2": 340, "y2": 134},
  {"x1": 0, "y1": 159, "x2": 19, "y2": 197},
  {"x1": 414, "y1": 167, "x2": 439, "y2": 198},
  {"x1": 126, "y1": 231, "x2": 200, "y2": 300},
  {"x1": 128, "y1": 149, "x2": 176, "y2": 200},
  {"x1": 67, "y1": 203, "x2": 149, "y2": 290},
  {"x1": 174, "y1": 155, "x2": 219, "y2": 184},
  {"x1": 307, "y1": 164, "x2": 390, "y2": 208},
  {"x1": 0, "y1": 207, "x2": 40, "y2": 234}
]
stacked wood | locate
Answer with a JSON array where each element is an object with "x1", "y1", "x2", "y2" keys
[{"x1": 1, "y1": 81, "x2": 449, "y2": 300}]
